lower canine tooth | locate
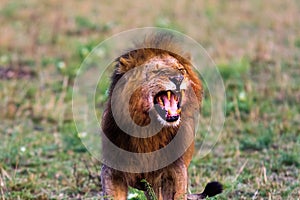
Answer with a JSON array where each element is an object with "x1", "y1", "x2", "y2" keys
[
  {"x1": 168, "y1": 109, "x2": 171, "y2": 115},
  {"x1": 177, "y1": 108, "x2": 181, "y2": 114},
  {"x1": 174, "y1": 95, "x2": 178, "y2": 101}
]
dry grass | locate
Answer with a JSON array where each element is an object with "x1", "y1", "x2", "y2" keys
[{"x1": 0, "y1": 0, "x2": 300, "y2": 199}]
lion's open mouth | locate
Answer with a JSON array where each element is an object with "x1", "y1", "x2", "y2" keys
[{"x1": 154, "y1": 90, "x2": 184, "y2": 122}]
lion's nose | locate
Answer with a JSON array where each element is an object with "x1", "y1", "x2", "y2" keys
[{"x1": 169, "y1": 75, "x2": 184, "y2": 90}]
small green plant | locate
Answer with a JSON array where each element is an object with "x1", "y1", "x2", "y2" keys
[
  {"x1": 75, "y1": 16, "x2": 98, "y2": 31},
  {"x1": 240, "y1": 126, "x2": 273, "y2": 151},
  {"x1": 279, "y1": 152, "x2": 300, "y2": 167},
  {"x1": 155, "y1": 16, "x2": 184, "y2": 32},
  {"x1": 294, "y1": 38, "x2": 300, "y2": 48},
  {"x1": 141, "y1": 179, "x2": 157, "y2": 200},
  {"x1": 60, "y1": 122, "x2": 87, "y2": 153},
  {"x1": 128, "y1": 187, "x2": 147, "y2": 200},
  {"x1": 217, "y1": 57, "x2": 250, "y2": 80},
  {"x1": 0, "y1": 1, "x2": 21, "y2": 18}
]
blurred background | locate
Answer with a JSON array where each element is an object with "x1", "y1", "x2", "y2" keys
[{"x1": 0, "y1": 0, "x2": 299, "y2": 199}]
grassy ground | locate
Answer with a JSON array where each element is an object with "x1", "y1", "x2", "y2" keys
[{"x1": 0, "y1": 0, "x2": 300, "y2": 199}]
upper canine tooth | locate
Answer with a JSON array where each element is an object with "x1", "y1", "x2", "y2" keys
[
  {"x1": 158, "y1": 97, "x2": 163, "y2": 105},
  {"x1": 181, "y1": 90, "x2": 185, "y2": 99},
  {"x1": 167, "y1": 91, "x2": 171, "y2": 100}
]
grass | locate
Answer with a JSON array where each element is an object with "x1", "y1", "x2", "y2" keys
[{"x1": 0, "y1": 0, "x2": 300, "y2": 199}]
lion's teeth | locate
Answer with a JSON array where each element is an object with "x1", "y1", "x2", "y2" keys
[
  {"x1": 158, "y1": 97, "x2": 163, "y2": 105},
  {"x1": 167, "y1": 109, "x2": 171, "y2": 115},
  {"x1": 177, "y1": 108, "x2": 181, "y2": 114},
  {"x1": 181, "y1": 90, "x2": 185, "y2": 99},
  {"x1": 167, "y1": 91, "x2": 171, "y2": 100}
]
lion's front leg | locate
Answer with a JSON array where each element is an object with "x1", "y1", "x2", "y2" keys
[
  {"x1": 101, "y1": 165, "x2": 128, "y2": 200},
  {"x1": 162, "y1": 161, "x2": 188, "y2": 200}
]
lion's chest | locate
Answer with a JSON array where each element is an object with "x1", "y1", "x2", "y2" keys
[{"x1": 126, "y1": 129, "x2": 177, "y2": 153}]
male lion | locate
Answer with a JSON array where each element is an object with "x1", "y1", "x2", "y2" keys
[{"x1": 101, "y1": 33, "x2": 222, "y2": 200}]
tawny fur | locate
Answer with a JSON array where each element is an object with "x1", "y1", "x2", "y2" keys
[{"x1": 101, "y1": 34, "x2": 203, "y2": 200}]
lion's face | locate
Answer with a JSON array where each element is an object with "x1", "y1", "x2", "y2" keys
[
  {"x1": 110, "y1": 51, "x2": 201, "y2": 131},
  {"x1": 142, "y1": 56, "x2": 189, "y2": 126},
  {"x1": 118, "y1": 54, "x2": 197, "y2": 128}
]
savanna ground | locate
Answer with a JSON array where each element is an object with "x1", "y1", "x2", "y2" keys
[{"x1": 0, "y1": 0, "x2": 300, "y2": 199}]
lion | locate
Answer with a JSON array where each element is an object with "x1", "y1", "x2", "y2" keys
[{"x1": 100, "y1": 33, "x2": 222, "y2": 200}]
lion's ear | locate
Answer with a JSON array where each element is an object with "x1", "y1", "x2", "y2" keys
[
  {"x1": 119, "y1": 57, "x2": 129, "y2": 66},
  {"x1": 117, "y1": 57, "x2": 131, "y2": 73}
]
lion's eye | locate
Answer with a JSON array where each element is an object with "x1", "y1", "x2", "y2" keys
[{"x1": 179, "y1": 68, "x2": 187, "y2": 74}]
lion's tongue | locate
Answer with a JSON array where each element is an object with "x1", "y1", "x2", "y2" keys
[{"x1": 162, "y1": 95, "x2": 178, "y2": 116}]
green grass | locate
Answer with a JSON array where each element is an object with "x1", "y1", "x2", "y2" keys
[{"x1": 1, "y1": 0, "x2": 300, "y2": 199}]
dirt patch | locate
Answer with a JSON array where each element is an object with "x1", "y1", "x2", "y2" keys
[{"x1": 0, "y1": 67, "x2": 36, "y2": 80}]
